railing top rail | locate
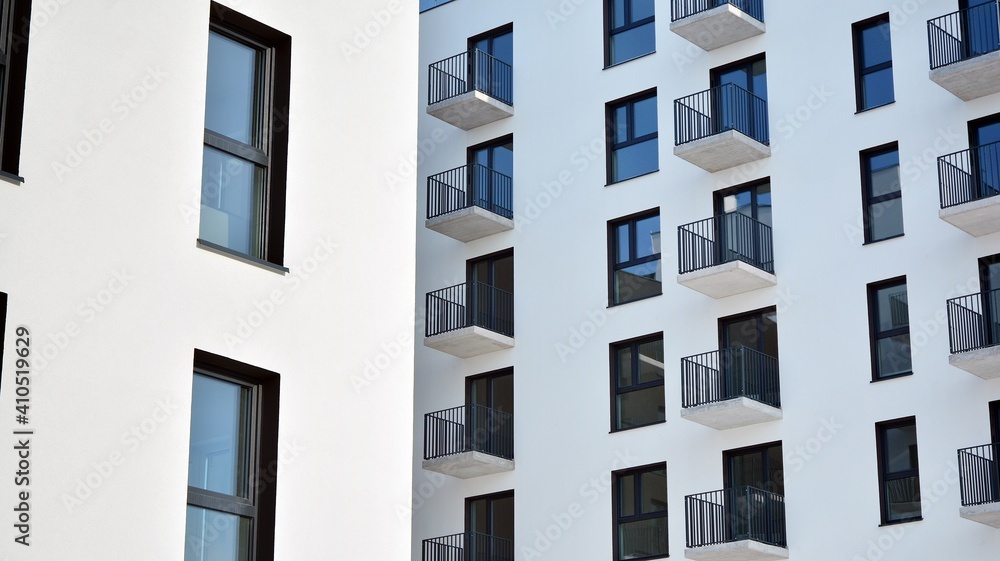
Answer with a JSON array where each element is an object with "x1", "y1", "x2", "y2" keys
[
  {"x1": 425, "y1": 403, "x2": 513, "y2": 418},
  {"x1": 685, "y1": 485, "x2": 785, "y2": 501},
  {"x1": 675, "y1": 82, "x2": 763, "y2": 105},
  {"x1": 947, "y1": 286, "x2": 1000, "y2": 305},
  {"x1": 939, "y1": 139, "x2": 1000, "y2": 162},
  {"x1": 958, "y1": 441, "x2": 999, "y2": 454},
  {"x1": 428, "y1": 47, "x2": 512, "y2": 71},
  {"x1": 928, "y1": 0, "x2": 1000, "y2": 25},
  {"x1": 428, "y1": 162, "x2": 513, "y2": 182},
  {"x1": 678, "y1": 211, "x2": 772, "y2": 232}
]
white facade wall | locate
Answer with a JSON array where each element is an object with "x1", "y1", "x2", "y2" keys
[
  {"x1": 0, "y1": 0, "x2": 418, "y2": 559},
  {"x1": 413, "y1": 1, "x2": 1000, "y2": 560}
]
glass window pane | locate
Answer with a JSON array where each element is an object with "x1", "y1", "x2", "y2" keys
[
  {"x1": 615, "y1": 260, "x2": 662, "y2": 303},
  {"x1": 615, "y1": 105, "x2": 629, "y2": 144},
  {"x1": 861, "y1": 23, "x2": 892, "y2": 67},
  {"x1": 618, "y1": 386, "x2": 664, "y2": 428},
  {"x1": 632, "y1": 0, "x2": 655, "y2": 21},
  {"x1": 490, "y1": 32, "x2": 514, "y2": 65},
  {"x1": 200, "y1": 147, "x2": 265, "y2": 257},
  {"x1": 876, "y1": 285, "x2": 909, "y2": 331},
  {"x1": 869, "y1": 153, "x2": 901, "y2": 197},
  {"x1": 868, "y1": 197, "x2": 904, "y2": 241},
  {"x1": 188, "y1": 374, "x2": 251, "y2": 497},
  {"x1": 205, "y1": 31, "x2": 259, "y2": 145},
  {"x1": 618, "y1": 518, "x2": 668, "y2": 560},
  {"x1": 885, "y1": 424, "x2": 918, "y2": 473},
  {"x1": 184, "y1": 506, "x2": 251, "y2": 561},
  {"x1": 617, "y1": 346, "x2": 633, "y2": 387},
  {"x1": 862, "y1": 68, "x2": 894, "y2": 109},
  {"x1": 609, "y1": 23, "x2": 655, "y2": 65},
  {"x1": 877, "y1": 334, "x2": 912, "y2": 377},
  {"x1": 612, "y1": 138, "x2": 658, "y2": 182},
  {"x1": 634, "y1": 215, "x2": 660, "y2": 259},
  {"x1": 632, "y1": 96, "x2": 657, "y2": 138},
  {"x1": 637, "y1": 339, "x2": 664, "y2": 384},
  {"x1": 885, "y1": 475, "x2": 921, "y2": 522},
  {"x1": 620, "y1": 474, "x2": 635, "y2": 516},
  {"x1": 616, "y1": 223, "x2": 631, "y2": 263},
  {"x1": 612, "y1": 0, "x2": 627, "y2": 28},
  {"x1": 640, "y1": 468, "x2": 667, "y2": 513}
]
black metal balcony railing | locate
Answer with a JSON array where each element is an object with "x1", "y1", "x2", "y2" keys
[
  {"x1": 675, "y1": 83, "x2": 769, "y2": 147},
  {"x1": 946, "y1": 288, "x2": 1000, "y2": 353},
  {"x1": 939, "y1": 141, "x2": 1000, "y2": 208},
  {"x1": 423, "y1": 533, "x2": 514, "y2": 561},
  {"x1": 426, "y1": 281, "x2": 514, "y2": 338},
  {"x1": 928, "y1": 1, "x2": 1000, "y2": 70},
  {"x1": 428, "y1": 49, "x2": 513, "y2": 106},
  {"x1": 678, "y1": 212, "x2": 774, "y2": 275},
  {"x1": 671, "y1": 0, "x2": 764, "y2": 23},
  {"x1": 685, "y1": 486, "x2": 786, "y2": 549},
  {"x1": 680, "y1": 345, "x2": 780, "y2": 409},
  {"x1": 424, "y1": 404, "x2": 514, "y2": 461},
  {"x1": 427, "y1": 164, "x2": 514, "y2": 220},
  {"x1": 958, "y1": 443, "x2": 1000, "y2": 507}
]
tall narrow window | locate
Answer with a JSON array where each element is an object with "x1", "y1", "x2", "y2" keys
[
  {"x1": 868, "y1": 278, "x2": 911, "y2": 381},
  {"x1": 876, "y1": 417, "x2": 921, "y2": 524},
  {"x1": 0, "y1": 0, "x2": 32, "y2": 177},
  {"x1": 613, "y1": 463, "x2": 668, "y2": 560},
  {"x1": 185, "y1": 351, "x2": 280, "y2": 561},
  {"x1": 0, "y1": 291, "x2": 6, "y2": 389},
  {"x1": 606, "y1": 0, "x2": 655, "y2": 66},
  {"x1": 611, "y1": 334, "x2": 665, "y2": 431},
  {"x1": 607, "y1": 90, "x2": 658, "y2": 183},
  {"x1": 861, "y1": 143, "x2": 903, "y2": 243},
  {"x1": 609, "y1": 210, "x2": 661, "y2": 305},
  {"x1": 200, "y1": 4, "x2": 290, "y2": 266},
  {"x1": 853, "y1": 15, "x2": 894, "y2": 111},
  {"x1": 466, "y1": 491, "x2": 514, "y2": 561}
]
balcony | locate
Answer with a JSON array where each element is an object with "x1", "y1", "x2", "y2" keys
[
  {"x1": 425, "y1": 282, "x2": 514, "y2": 358},
  {"x1": 422, "y1": 404, "x2": 514, "y2": 478},
  {"x1": 958, "y1": 442, "x2": 1000, "y2": 527},
  {"x1": 427, "y1": 49, "x2": 513, "y2": 130},
  {"x1": 678, "y1": 212, "x2": 776, "y2": 298},
  {"x1": 680, "y1": 346, "x2": 781, "y2": 430},
  {"x1": 427, "y1": 164, "x2": 514, "y2": 242},
  {"x1": 928, "y1": 2, "x2": 1000, "y2": 100},
  {"x1": 670, "y1": 0, "x2": 765, "y2": 51},
  {"x1": 674, "y1": 84, "x2": 770, "y2": 173},
  {"x1": 423, "y1": 533, "x2": 513, "y2": 561},
  {"x1": 939, "y1": 141, "x2": 1000, "y2": 236},
  {"x1": 946, "y1": 289, "x2": 1000, "y2": 378},
  {"x1": 685, "y1": 487, "x2": 788, "y2": 560}
]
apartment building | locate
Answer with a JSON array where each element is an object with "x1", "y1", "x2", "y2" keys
[
  {"x1": 0, "y1": 1, "x2": 418, "y2": 559},
  {"x1": 412, "y1": 1, "x2": 1000, "y2": 560}
]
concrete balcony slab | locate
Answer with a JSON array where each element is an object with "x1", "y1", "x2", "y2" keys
[
  {"x1": 681, "y1": 397, "x2": 782, "y2": 430},
  {"x1": 422, "y1": 451, "x2": 514, "y2": 479},
  {"x1": 685, "y1": 540, "x2": 788, "y2": 561},
  {"x1": 670, "y1": 5, "x2": 765, "y2": 51},
  {"x1": 674, "y1": 130, "x2": 770, "y2": 173},
  {"x1": 427, "y1": 91, "x2": 514, "y2": 130},
  {"x1": 424, "y1": 326, "x2": 514, "y2": 358},
  {"x1": 931, "y1": 51, "x2": 1000, "y2": 101},
  {"x1": 949, "y1": 345, "x2": 1000, "y2": 379},
  {"x1": 678, "y1": 261, "x2": 776, "y2": 299},
  {"x1": 426, "y1": 206, "x2": 514, "y2": 242},
  {"x1": 940, "y1": 196, "x2": 1000, "y2": 236},
  {"x1": 960, "y1": 502, "x2": 1000, "y2": 528}
]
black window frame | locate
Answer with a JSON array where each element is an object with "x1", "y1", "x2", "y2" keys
[
  {"x1": 199, "y1": 3, "x2": 290, "y2": 268},
  {"x1": 608, "y1": 208, "x2": 662, "y2": 306},
  {"x1": 610, "y1": 332, "x2": 666, "y2": 432},
  {"x1": 875, "y1": 416, "x2": 922, "y2": 526},
  {"x1": 867, "y1": 276, "x2": 912, "y2": 382},
  {"x1": 0, "y1": 291, "x2": 6, "y2": 390},
  {"x1": 852, "y1": 14, "x2": 895, "y2": 112},
  {"x1": 612, "y1": 462, "x2": 668, "y2": 561},
  {"x1": 723, "y1": 440, "x2": 784, "y2": 494},
  {"x1": 604, "y1": 0, "x2": 656, "y2": 68},
  {"x1": 861, "y1": 142, "x2": 903, "y2": 244},
  {"x1": 606, "y1": 89, "x2": 658, "y2": 185},
  {"x1": 0, "y1": 0, "x2": 31, "y2": 179},
  {"x1": 990, "y1": 400, "x2": 1000, "y2": 444},
  {"x1": 186, "y1": 349, "x2": 280, "y2": 561}
]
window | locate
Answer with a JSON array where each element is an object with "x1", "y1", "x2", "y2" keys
[
  {"x1": 853, "y1": 15, "x2": 894, "y2": 111},
  {"x1": 467, "y1": 491, "x2": 514, "y2": 559},
  {"x1": 609, "y1": 210, "x2": 661, "y2": 305},
  {"x1": 613, "y1": 463, "x2": 667, "y2": 561},
  {"x1": 720, "y1": 306, "x2": 778, "y2": 361},
  {"x1": 990, "y1": 400, "x2": 999, "y2": 444},
  {"x1": 0, "y1": 291, "x2": 6, "y2": 387},
  {"x1": 725, "y1": 442, "x2": 784, "y2": 494},
  {"x1": 0, "y1": 0, "x2": 31, "y2": 178},
  {"x1": 607, "y1": 90, "x2": 658, "y2": 183},
  {"x1": 468, "y1": 25, "x2": 513, "y2": 103},
  {"x1": 468, "y1": 135, "x2": 514, "y2": 216},
  {"x1": 606, "y1": 0, "x2": 655, "y2": 66},
  {"x1": 711, "y1": 55, "x2": 768, "y2": 144},
  {"x1": 868, "y1": 278, "x2": 911, "y2": 381},
  {"x1": 200, "y1": 4, "x2": 290, "y2": 266},
  {"x1": 861, "y1": 143, "x2": 903, "y2": 243},
  {"x1": 468, "y1": 249, "x2": 514, "y2": 336},
  {"x1": 185, "y1": 350, "x2": 280, "y2": 561},
  {"x1": 611, "y1": 334, "x2": 665, "y2": 431},
  {"x1": 876, "y1": 417, "x2": 921, "y2": 524}
]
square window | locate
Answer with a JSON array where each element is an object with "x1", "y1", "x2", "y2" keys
[
  {"x1": 612, "y1": 334, "x2": 665, "y2": 431},
  {"x1": 876, "y1": 417, "x2": 921, "y2": 524},
  {"x1": 868, "y1": 278, "x2": 912, "y2": 381},
  {"x1": 609, "y1": 210, "x2": 661, "y2": 305},
  {"x1": 613, "y1": 463, "x2": 668, "y2": 560},
  {"x1": 861, "y1": 143, "x2": 903, "y2": 243},
  {"x1": 199, "y1": 4, "x2": 290, "y2": 266},
  {"x1": 185, "y1": 350, "x2": 280, "y2": 561},
  {"x1": 607, "y1": 91, "x2": 658, "y2": 183},
  {"x1": 606, "y1": 0, "x2": 655, "y2": 67},
  {"x1": 853, "y1": 15, "x2": 894, "y2": 111}
]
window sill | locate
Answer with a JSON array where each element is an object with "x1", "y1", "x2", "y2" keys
[
  {"x1": 607, "y1": 169, "x2": 659, "y2": 187},
  {"x1": 196, "y1": 239, "x2": 289, "y2": 275},
  {"x1": 856, "y1": 101, "x2": 895, "y2": 114},
  {"x1": 609, "y1": 292, "x2": 662, "y2": 308},
  {"x1": 863, "y1": 233, "x2": 904, "y2": 245},
  {"x1": 870, "y1": 371, "x2": 913, "y2": 383},
  {"x1": 0, "y1": 170, "x2": 24, "y2": 185},
  {"x1": 611, "y1": 419, "x2": 666, "y2": 433},
  {"x1": 879, "y1": 517, "x2": 922, "y2": 527},
  {"x1": 604, "y1": 51, "x2": 656, "y2": 69}
]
